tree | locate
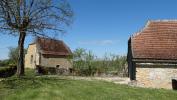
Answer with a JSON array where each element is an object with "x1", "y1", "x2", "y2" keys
[
  {"x1": 8, "y1": 47, "x2": 19, "y2": 65},
  {"x1": 73, "y1": 48, "x2": 86, "y2": 70},
  {"x1": 85, "y1": 50, "x2": 95, "y2": 76},
  {"x1": 8, "y1": 47, "x2": 26, "y2": 65},
  {"x1": 0, "y1": 0, "x2": 73, "y2": 77},
  {"x1": 73, "y1": 48, "x2": 86, "y2": 61},
  {"x1": 73, "y1": 48, "x2": 96, "y2": 76}
]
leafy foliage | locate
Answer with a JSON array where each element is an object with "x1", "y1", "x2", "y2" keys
[
  {"x1": 0, "y1": 65, "x2": 17, "y2": 78},
  {"x1": 0, "y1": 59, "x2": 12, "y2": 67},
  {"x1": 8, "y1": 47, "x2": 27, "y2": 65},
  {"x1": 8, "y1": 47, "x2": 19, "y2": 65},
  {"x1": 72, "y1": 48, "x2": 127, "y2": 76}
]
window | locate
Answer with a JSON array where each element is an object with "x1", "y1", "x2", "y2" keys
[
  {"x1": 31, "y1": 55, "x2": 33, "y2": 64},
  {"x1": 56, "y1": 65, "x2": 60, "y2": 68}
]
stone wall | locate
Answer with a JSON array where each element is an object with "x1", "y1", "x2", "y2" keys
[
  {"x1": 136, "y1": 65, "x2": 177, "y2": 89},
  {"x1": 40, "y1": 55, "x2": 72, "y2": 70},
  {"x1": 25, "y1": 44, "x2": 38, "y2": 69}
]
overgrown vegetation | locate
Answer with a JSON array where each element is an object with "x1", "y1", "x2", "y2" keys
[
  {"x1": 0, "y1": 47, "x2": 26, "y2": 67},
  {"x1": 0, "y1": 69, "x2": 177, "y2": 100},
  {"x1": 0, "y1": 59, "x2": 13, "y2": 67},
  {"x1": 8, "y1": 47, "x2": 27, "y2": 65},
  {"x1": 72, "y1": 48, "x2": 127, "y2": 76},
  {"x1": 0, "y1": 65, "x2": 17, "y2": 78},
  {"x1": 0, "y1": 47, "x2": 25, "y2": 78}
]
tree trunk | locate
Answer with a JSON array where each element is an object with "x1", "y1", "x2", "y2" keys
[{"x1": 17, "y1": 31, "x2": 26, "y2": 77}]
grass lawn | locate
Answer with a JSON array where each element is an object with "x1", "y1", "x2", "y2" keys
[{"x1": 0, "y1": 69, "x2": 177, "y2": 100}]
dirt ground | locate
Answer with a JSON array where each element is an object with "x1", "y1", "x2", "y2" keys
[
  {"x1": 67, "y1": 76, "x2": 130, "y2": 85},
  {"x1": 0, "y1": 75, "x2": 130, "y2": 85}
]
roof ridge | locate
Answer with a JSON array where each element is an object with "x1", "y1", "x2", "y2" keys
[
  {"x1": 131, "y1": 19, "x2": 177, "y2": 38},
  {"x1": 150, "y1": 19, "x2": 177, "y2": 22},
  {"x1": 37, "y1": 36, "x2": 63, "y2": 42},
  {"x1": 132, "y1": 20, "x2": 151, "y2": 38}
]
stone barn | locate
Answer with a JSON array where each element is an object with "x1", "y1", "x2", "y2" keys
[
  {"x1": 127, "y1": 20, "x2": 177, "y2": 89},
  {"x1": 25, "y1": 37, "x2": 72, "y2": 73}
]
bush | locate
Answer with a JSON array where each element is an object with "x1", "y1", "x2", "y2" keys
[
  {"x1": 0, "y1": 65, "x2": 17, "y2": 78},
  {"x1": 72, "y1": 48, "x2": 128, "y2": 77},
  {"x1": 0, "y1": 59, "x2": 11, "y2": 67}
]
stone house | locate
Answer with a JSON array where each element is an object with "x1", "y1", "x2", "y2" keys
[
  {"x1": 127, "y1": 20, "x2": 177, "y2": 89},
  {"x1": 25, "y1": 37, "x2": 72, "y2": 73}
]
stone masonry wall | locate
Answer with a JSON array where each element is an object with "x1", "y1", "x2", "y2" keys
[
  {"x1": 136, "y1": 66, "x2": 177, "y2": 89},
  {"x1": 40, "y1": 55, "x2": 72, "y2": 70},
  {"x1": 25, "y1": 44, "x2": 38, "y2": 69}
]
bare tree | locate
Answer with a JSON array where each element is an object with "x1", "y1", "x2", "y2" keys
[{"x1": 0, "y1": 0, "x2": 73, "y2": 77}]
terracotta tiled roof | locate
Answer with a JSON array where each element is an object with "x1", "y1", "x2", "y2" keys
[
  {"x1": 131, "y1": 20, "x2": 177, "y2": 60},
  {"x1": 36, "y1": 37, "x2": 72, "y2": 56}
]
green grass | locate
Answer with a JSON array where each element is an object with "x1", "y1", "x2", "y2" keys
[{"x1": 0, "y1": 69, "x2": 177, "y2": 100}]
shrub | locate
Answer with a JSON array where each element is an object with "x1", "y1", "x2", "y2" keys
[
  {"x1": 72, "y1": 48, "x2": 128, "y2": 77},
  {"x1": 0, "y1": 59, "x2": 12, "y2": 67},
  {"x1": 0, "y1": 65, "x2": 17, "y2": 78}
]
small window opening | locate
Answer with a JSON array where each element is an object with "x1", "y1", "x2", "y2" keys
[
  {"x1": 31, "y1": 55, "x2": 33, "y2": 64},
  {"x1": 56, "y1": 65, "x2": 60, "y2": 68}
]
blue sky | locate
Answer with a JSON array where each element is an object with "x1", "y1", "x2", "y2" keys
[{"x1": 0, "y1": 0, "x2": 177, "y2": 59}]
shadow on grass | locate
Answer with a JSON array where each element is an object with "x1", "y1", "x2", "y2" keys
[{"x1": 0, "y1": 75, "x2": 71, "y2": 90}]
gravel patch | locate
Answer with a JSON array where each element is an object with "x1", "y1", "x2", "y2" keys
[{"x1": 68, "y1": 76, "x2": 130, "y2": 85}]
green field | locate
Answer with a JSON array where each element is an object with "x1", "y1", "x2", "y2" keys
[{"x1": 0, "y1": 69, "x2": 177, "y2": 100}]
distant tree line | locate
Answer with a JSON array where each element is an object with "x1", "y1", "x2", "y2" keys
[
  {"x1": 72, "y1": 48, "x2": 128, "y2": 77},
  {"x1": 0, "y1": 47, "x2": 128, "y2": 77},
  {"x1": 0, "y1": 47, "x2": 26, "y2": 67},
  {"x1": 0, "y1": 47, "x2": 24, "y2": 78}
]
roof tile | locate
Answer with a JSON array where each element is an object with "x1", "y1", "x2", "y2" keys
[
  {"x1": 132, "y1": 20, "x2": 177, "y2": 60},
  {"x1": 37, "y1": 37, "x2": 72, "y2": 56}
]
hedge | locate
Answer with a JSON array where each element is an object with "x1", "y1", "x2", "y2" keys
[{"x1": 0, "y1": 65, "x2": 17, "y2": 78}]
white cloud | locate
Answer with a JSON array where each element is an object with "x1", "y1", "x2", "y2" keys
[{"x1": 78, "y1": 40, "x2": 118, "y2": 46}]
